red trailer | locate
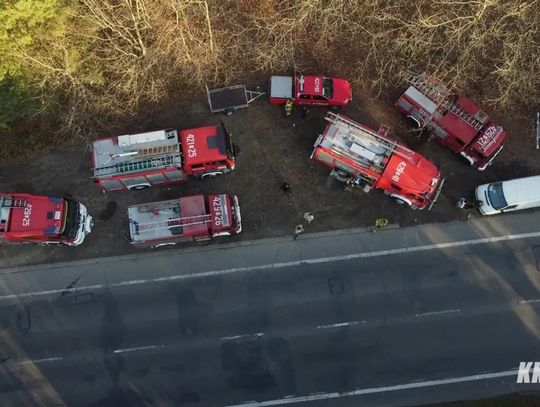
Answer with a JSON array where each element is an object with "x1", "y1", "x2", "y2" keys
[
  {"x1": 92, "y1": 124, "x2": 237, "y2": 191},
  {"x1": 311, "y1": 112, "x2": 444, "y2": 210},
  {"x1": 269, "y1": 74, "x2": 352, "y2": 108},
  {"x1": 396, "y1": 72, "x2": 506, "y2": 171},
  {"x1": 128, "y1": 193, "x2": 242, "y2": 247},
  {"x1": 0, "y1": 193, "x2": 93, "y2": 246}
]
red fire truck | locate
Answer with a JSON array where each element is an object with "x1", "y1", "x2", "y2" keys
[
  {"x1": 0, "y1": 193, "x2": 93, "y2": 246},
  {"x1": 127, "y1": 193, "x2": 242, "y2": 247},
  {"x1": 92, "y1": 123, "x2": 237, "y2": 191},
  {"x1": 395, "y1": 72, "x2": 506, "y2": 171},
  {"x1": 311, "y1": 112, "x2": 444, "y2": 210},
  {"x1": 269, "y1": 74, "x2": 352, "y2": 107}
]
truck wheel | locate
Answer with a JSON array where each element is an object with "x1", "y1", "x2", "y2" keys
[
  {"x1": 152, "y1": 242, "x2": 176, "y2": 249},
  {"x1": 130, "y1": 185, "x2": 150, "y2": 191},
  {"x1": 393, "y1": 197, "x2": 410, "y2": 206},
  {"x1": 201, "y1": 171, "x2": 223, "y2": 179}
]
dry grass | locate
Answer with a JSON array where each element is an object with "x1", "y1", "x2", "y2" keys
[{"x1": 8, "y1": 0, "x2": 540, "y2": 138}]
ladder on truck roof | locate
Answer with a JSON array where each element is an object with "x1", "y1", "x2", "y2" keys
[
  {"x1": 115, "y1": 155, "x2": 177, "y2": 174},
  {"x1": 325, "y1": 112, "x2": 418, "y2": 164},
  {"x1": 135, "y1": 214, "x2": 212, "y2": 233},
  {"x1": 137, "y1": 144, "x2": 179, "y2": 157},
  {"x1": 0, "y1": 196, "x2": 27, "y2": 208},
  {"x1": 405, "y1": 72, "x2": 484, "y2": 131}
]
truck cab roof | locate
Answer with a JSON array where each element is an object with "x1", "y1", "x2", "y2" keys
[
  {"x1": 179, "y1": 124, "x2": 231, "y2": 168},
  {"x1": 379, "y1": 153, "x2": 440, "y2": 196},
  {"x1": 0, "y1": 194, "x2": 64, "y2": 238},
  {"x1": 297, "y1": 75, "x2": 351, "y2": 103}
]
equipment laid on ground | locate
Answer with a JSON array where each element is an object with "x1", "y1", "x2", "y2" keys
[
  {"x1": 91, "y1": 123, "x2": 238, "y2": 192},
  {"x1": 311, "y1": 112, "x2": 444, "y2": 210},
  {"x1": 269, "y1": 73, "x2": 352, "y2": 108},
  {"x1": 396, "y1": 72, "x2": 506, "y2": 171},
  {"x1": 128, "y1": 193, "x2": 242, "y2": 247},
  {"x1": 206, "y1": 84, "x2": 265, "y2": 115},
  {"x1": 0, "y1": 193, "x2": 93, "y2": 246}
]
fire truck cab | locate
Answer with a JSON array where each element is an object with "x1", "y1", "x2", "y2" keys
[
  {"x1": 128, "y1": 193, "x2": 242, "y2": 247},
  {"x1": 396, "y1": 73, "x2": 506, "y2": 171},
  {"x1": 311, "y1": 113, "x2": 444, "y2": 210},
  {"x1": 0, "y1": 194, "x2": 93, "y2": 246},
  {"x1": 92, "y1": 124, "x2": 237, "y2": 191},
  {"x1": 269, "y1": 74, "x2": 352, "y2": 107}
]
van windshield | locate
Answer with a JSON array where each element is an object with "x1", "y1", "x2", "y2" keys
[{"x1": 487, "y1": 182, "x2": 508, "y2": 210}]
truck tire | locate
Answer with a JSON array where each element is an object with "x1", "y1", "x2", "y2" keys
[
  {"x1": 393, "y1": 197, "x2": 412, "y2": 206},
  {"x1": 201, "y1": 171, "x2": 223, "y2": 179},
  {"x1": 130, "y1": 185, "x2": 150, "y2": 191},
  {"x1": 152, "y1": 242, "x2": 176, "y2": 249}
]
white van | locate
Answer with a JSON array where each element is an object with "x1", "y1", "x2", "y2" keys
[{"x1": 475, "y1": 175, "x2": 540, "y2": 215}]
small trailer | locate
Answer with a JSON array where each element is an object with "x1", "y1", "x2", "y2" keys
[{"x1": 206, "y1": 84, "x2": 265, "y2": 115}]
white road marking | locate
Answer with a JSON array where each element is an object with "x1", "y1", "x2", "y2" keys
[
  {"x1": 112, "y1": 345, "x2": 164, "y2": 354},
  {"x1": 2, "y1": 230, "x2": 540, "y2": 301},
  {"x1": 221, "y1": 333, "x2": 264, "y2": 341},
  {"x1": 416, "y1": 309, "x2": 461, "y2": 317},
  {"x1": 518, "y1": 298, "x2": 540, "y2": 304},
  {"x1": 316, "y1": 320, "x2": 366, "y2": 329},
  {"x1": 18, "y1": 357, "x2": 63, "y2": 365},
  {"x1": 223, "y1": 369, "x2": 519, "y2": 407}
]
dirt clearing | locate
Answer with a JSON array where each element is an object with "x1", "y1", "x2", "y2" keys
[{"x1": 1, "y1": 85, "x2": 539, "y2": 268}]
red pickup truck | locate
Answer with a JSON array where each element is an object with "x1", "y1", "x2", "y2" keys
[{"x1": 269, "y1": 74, "x2": 352, "y2": 107}]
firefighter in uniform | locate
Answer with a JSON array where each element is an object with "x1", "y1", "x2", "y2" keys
[{"x1": 285, "y1": 99, "x2": 294, "y2": 116}]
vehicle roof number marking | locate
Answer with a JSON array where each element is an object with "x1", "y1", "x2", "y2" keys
[
  {"x1": 22, "y1": 204, "x2": 33, "y2": 227},
  {"x1": 392, "y1": 161, "x2": 407, "y2": 183},
  {"x1": 186, "y1": 133, "x2": 197, "y2": 158}
]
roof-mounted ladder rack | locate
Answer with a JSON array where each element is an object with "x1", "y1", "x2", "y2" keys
[
  {"x1": 137, "y1": 144, "x2": 178, "y2": 157},
  {"x1": 116, "y1": 155, "x2": 176, "y2": 174},
  {"x1": 0, "y1": 197, "x2": 27, "y2": 208},
  {"x1": 405, "y1": 72, "x2": 484, "y2": 131},
  {"x1": 135, "y1": 214, "x2": 212, "y2": 233},
  {"x1": 325, "y1": 112, "x2": 418, "y2": 164}
]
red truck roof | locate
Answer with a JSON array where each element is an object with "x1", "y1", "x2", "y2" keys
[
  {"x1": 128, "y1": 193, "x2": 241, "y2": 245},
  {"x1": 377, "y1": 153, "x2": 439, "y2": 196},
  {"x1": 437, "y1": 96, "x2": 483, "y2": 150},
  {"x1": 0, "y1": 194, "x2": 64, "y2": 239},
  {"x1": 179, "y1": 125, "x2": 230, "y2": 168},
  {"x1": 312, "y1": 113, "x2": 442, "y2": 209},
  {"x1": 396, "y1": 73, "x2": 506, "y2": 170},
  {"x1": 269, "y1": 74, "x2": 351, "y2": 106},
  {"x1": 298, "y1": 75, "x2": 351, "y2": 102}
]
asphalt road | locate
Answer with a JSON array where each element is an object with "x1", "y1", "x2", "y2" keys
[{"x1": 1, "y1": 213, "x2": 540, "y2": 406}]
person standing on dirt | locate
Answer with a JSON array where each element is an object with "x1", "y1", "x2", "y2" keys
[
  {"x1": 303, "y1": 212, "x2": 314, "y2": 223},
  {"x1": 457, "y1": 197, "x2": 475, "y2": 210},
  {"x1": 293, "y1": 224, "x2": 305, "y2": 240},
  {"x1": 285, "y1": 99, "x2": 294, "y2": 116},
  {"x1": 282, "y1": 182, "x2": 292, "y2": 193}
]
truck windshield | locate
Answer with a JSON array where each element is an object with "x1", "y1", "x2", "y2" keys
[
  {"x1": 323, "y1": 79, "x2": 333, "y2": 98},
  {"x1": 60, "y1": 199, "x2": 80, "y2": 238},
  {"x1": 487, "y1": 182, "x2": 508, "y2": 210}
]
